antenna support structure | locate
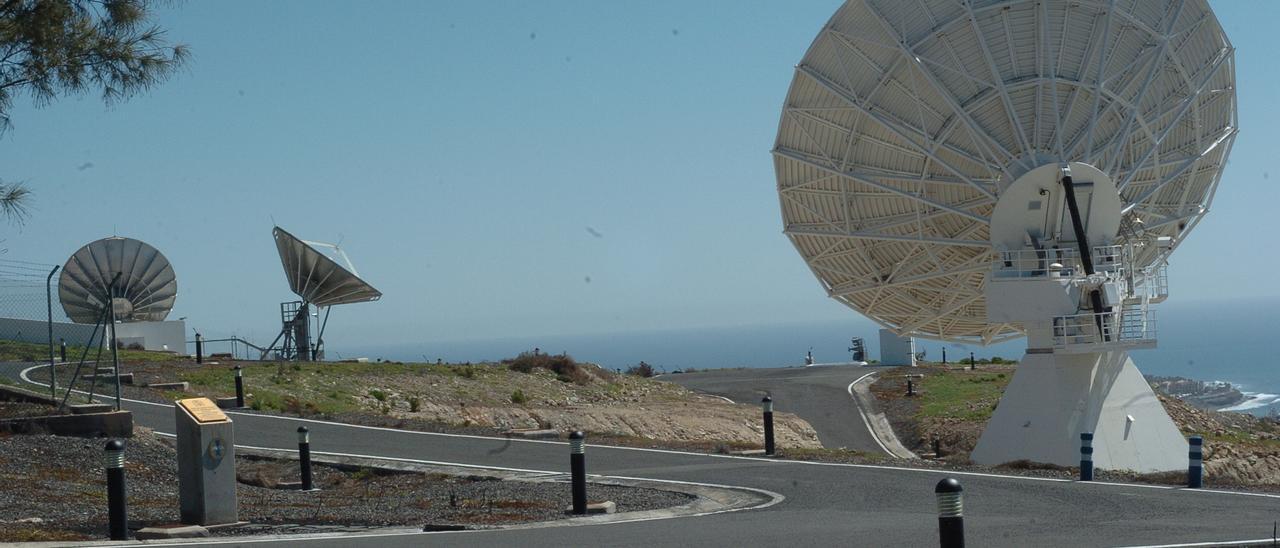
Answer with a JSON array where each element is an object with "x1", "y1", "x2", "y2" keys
[{"x1": 773, "y1": 0, "x2": 1236, "y2": 472}]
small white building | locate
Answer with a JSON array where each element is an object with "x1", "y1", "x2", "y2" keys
[
  {"x1": 878, "y1": 329, "x2": 916, "y2": 366},
  {"x1": 111, "y1": 320, "x2": 187, "y2": 353}
]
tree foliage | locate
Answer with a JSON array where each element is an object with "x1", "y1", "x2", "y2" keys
[{"x1": 0, "y1": 0, "x2": 189, "y2": 221}]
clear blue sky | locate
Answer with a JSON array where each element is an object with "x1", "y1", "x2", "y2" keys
[{"x1": 0, "y1": 1, "x2": 1274, "y2": 353}]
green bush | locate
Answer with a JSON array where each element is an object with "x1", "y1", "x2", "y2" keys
[
  {"x1": 369, "y1": 389, "x2": 387, "y2": 402},
  {"x1": 409, "y1": 396, "x2": 421, "y2": 412},
  {"x1": 511, "y1": 389, "x2": 528, "y2": 405}
]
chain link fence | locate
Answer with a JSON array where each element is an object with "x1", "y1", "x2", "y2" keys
[{"x1": 0, "y1": 258, "x2": 96, "y2": 351}]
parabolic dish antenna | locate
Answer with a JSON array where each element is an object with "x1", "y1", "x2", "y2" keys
[
  {"x1": 774, "y1": 0, "x2": 1235, "y2": 345},
  {"x1": 273, "y1": 227, "x2": 382, "y2": 307},
  {"x1": 775, "y1": 0, "x2": 1235, "y2": 472},
  {"x1": 266, "y1": 226, "x2": 381, "y2": 361},
  {"x1": 58, "y1": 236, "x2": 177, "y2": 324}
]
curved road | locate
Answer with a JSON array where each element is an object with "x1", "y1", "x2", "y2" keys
[
  {"x1": 659, "y1": 366, "x2": 886, "y2": 452},
  {"x1": 4, "y1": 362, "x2": 1279, "y2": 547}
]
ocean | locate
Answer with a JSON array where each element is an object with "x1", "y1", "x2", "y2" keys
[{"x1": 343, "y1": 295, "x2": 1280, "y2": 416}]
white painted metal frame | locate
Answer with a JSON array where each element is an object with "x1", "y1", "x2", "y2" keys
[{"x1": 774, "y1": 0, "x2": 1236, "y2": 344}]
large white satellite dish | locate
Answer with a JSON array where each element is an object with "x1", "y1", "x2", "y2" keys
[{"x1": 775, "y1": 0, "x2": 1235, "y2": 471}]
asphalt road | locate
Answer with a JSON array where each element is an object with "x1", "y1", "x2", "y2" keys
[
  {"x1": 660, "y1": 365, "x2": 885, "y2": 452},
  {"x1": 6, "y1": 362, "x2": 1280, "y2": 547}
]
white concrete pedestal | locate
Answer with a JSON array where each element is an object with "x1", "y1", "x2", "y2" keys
[{"x1": 970, "y1": 351, "x2": 1186, "y2": 472}]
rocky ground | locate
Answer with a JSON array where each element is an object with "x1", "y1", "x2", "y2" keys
[
  {"x1": 0, "y1": 428, "x2": 693, "y2": 543},
  {"x1": 27, "y1": 353, "x2": 822, "y2": 451}
]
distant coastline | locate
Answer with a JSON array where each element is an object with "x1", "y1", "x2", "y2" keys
[{"x1": 1147, "y1": 375, "x2": 1249, "y2": 411}]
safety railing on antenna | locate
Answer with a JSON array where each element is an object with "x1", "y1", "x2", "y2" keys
[
  {"x1": 1132, "y1": 263, "x2": 1169, "y2": 302},
  {"x1": 1051, "y1": 307, "x2": 1156, "y2": 349},
  {"x1": 991, "y1": 245, "x2": 1125, "y2": 279}
]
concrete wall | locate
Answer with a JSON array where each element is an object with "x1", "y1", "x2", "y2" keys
[
  {"x1": 0, "y1": 317, "x2": 186, "y2": 354},
  {"x1": 878, "y1": 329, "x2": 916, "y2": 366},
  {"x1": 111, "y1": 320, "x2": 186, "y2": 353},
  {"x1": 0, "y1": 317, "x2": 98, "y2": 347}
]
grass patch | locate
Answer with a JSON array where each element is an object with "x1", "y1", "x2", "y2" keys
[{"x1": 916, "y1": 370, "x2": 1011, "y2": 421}]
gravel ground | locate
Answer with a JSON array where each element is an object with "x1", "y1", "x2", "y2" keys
[{"x1": 0, "y1": 429, "x2": 693, "y2": 542}]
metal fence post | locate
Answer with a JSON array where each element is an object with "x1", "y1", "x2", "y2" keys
[
  {"x1": 105, "y1": 440, "x2": 128, "y2": 540},
  {"x1": 1188, "y1": 435, "x2": 1203, "y2": 488},
  {"x1": 298, "y1": 427, "x2": 313, "y2": 490},
  {"x1": 570, "y1": 431, "x2": 587, "y2": 514},
  {"x1": 936, "y1": 477, "x2": 964, "y2": 548},
  {"x1": 195, "y1": 333, "x2": 203, "y2": 364},
  {"x1": 46, "y1": 266, "x2": 59, "y2": 402},
  {"x1": 907, "y1": 379, "x2": 915, "y2": 396},
  {"x1": 1080, "y1": 432, "x2": 1094, "y2": 481},
  {"x1": 762, "y1": 396, "x2": 775, "y2": 456}
]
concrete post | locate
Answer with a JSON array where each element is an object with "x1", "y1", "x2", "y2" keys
[
  {"x1": 935, "y1": 477, "x2": 964, "y2": 548},
  {"x1": 105, "y1": 440, "x2": 128, "y2": 540},
  {"x1": 1188, "y1": 435, "x2": 1203, "y2": 488},
  {"x1": 1080, "y1": 432, "x2": 1094, "y2": 481},
  {"x1": 569, "y1": 431, "x2": 586, "y2": 514},
  {"x1": 298, "y1": 426, "x2": 313, "y2": 491},
  {"x1": 234, "y1": 366, "x2": 245, "y2": 408},
  {"x1": 762, "y1": 396, "x2": 775, "y2": 456}
]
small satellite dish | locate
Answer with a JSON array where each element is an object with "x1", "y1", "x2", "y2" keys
[
  {"x1": 265, "y1": 227, "x2": 381, "y2": 361},
  {"x1": 58, "y1": 236, "x2": 177, "y2": 324},
  {"x1": 273, "y1": 227, "x2": 382, "y2": 307}
]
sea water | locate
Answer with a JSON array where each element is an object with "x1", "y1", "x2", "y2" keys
[{"x1": 352, "y1": 295, "x2": 1280, "y2": 416}]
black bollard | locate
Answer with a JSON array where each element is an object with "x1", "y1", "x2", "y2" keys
[
  {"x1": 60, "y1": 338, "x2": 67, "y2": 362},
  {"x1": 1188, "y1": 435, "x2": 1203, "y2": 488},
  {"x1": 1080, "y1": 432, "x2": 1094, "y2": 481},
  {"x1": 298, "y1": 427, "x2": 313, "y2": 491},
  {"x1": 907, "y1": 379, "x2": 915, "y2": 397},
  {"x1": 935, "y1": 477, "x2": 964, "y2": 548},
  {"x1": 969, "y1": 352, "x2": 976, "y2": 371},
  {"x1": 234, "y1": 366, "x2": 245, "y2": 408},
  {"x1": 942, "y1": 347, "x2": 946, "y2": 365},
  {"x1": 105, "y1": 440, "x2": 128, "y2": 540},
  {"x1": 933, "y1": 437, "x2": 943, "y2": 458},
  {"x1": 762, "y1": 396, "x2": 775, "y2": 456},
  {"x1": 570, "y1": 431, "x2": 587, "y2": 514},
  {"x1": 195, "y1": 333, "x2": 203, "y2": 364}
]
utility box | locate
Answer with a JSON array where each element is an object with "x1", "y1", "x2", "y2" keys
[
  {"x1": 879, "y1": 329, "x2": 916, "y2": 366},
  {"x1": 175, "y1": 398, "x2": 237, "y2": 525}
]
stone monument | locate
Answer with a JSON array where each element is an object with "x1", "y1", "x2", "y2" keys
[{"x1": 175, "y1": 397, "x2": 237, "y2": 525}]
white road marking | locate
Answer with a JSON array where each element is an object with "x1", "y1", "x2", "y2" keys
[
  {"x1": 847, "y1": 371, "x2": 894, "y2": 456},
  {"x1": 1113, "y1": 539, "x2": 1279, "y2": 548},
  {"x1": 18, "y1": 363, "x2": 1280, "y2": 501}
]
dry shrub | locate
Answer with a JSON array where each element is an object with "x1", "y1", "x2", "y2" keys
[{"x1": 504, "y1": 351, "x2": 591, "y2": 384}]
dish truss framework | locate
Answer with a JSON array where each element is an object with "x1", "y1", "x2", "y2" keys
[{"x1": 773, "y1": 0, "x2": 1236, "y2": 345}]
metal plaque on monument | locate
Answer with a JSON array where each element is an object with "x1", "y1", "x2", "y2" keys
[{"x1": 175, "y1": 397, "x2": 237, "y2": 525}]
